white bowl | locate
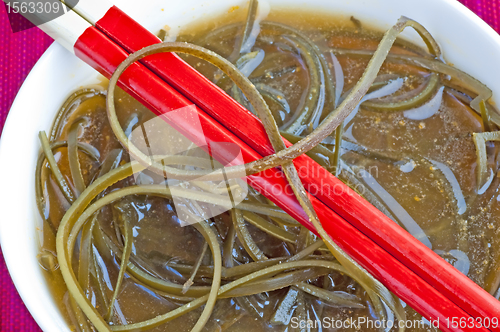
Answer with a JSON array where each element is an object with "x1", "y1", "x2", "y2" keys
[{"x1": 1, "y1": 0, "x2": 499, "y2": 331}]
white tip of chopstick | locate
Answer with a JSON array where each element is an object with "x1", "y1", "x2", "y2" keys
[{"x1": 38, "y1": 8, "x2": 91, "y2": 54}]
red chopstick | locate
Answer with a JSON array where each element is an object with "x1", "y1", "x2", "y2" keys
[
  {"x1": 24, "y1": 2, "x2": 499, "y2": 331},
  {"x1": 92, "y1": 4, "x2": 500, "y2": 327}
]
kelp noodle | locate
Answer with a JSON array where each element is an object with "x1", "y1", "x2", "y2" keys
[
  {"x1": 330, "y1": 47, "x2": 498, "y2": 189},
  {"x1": 35, "y1": 5, "x2": 500, "y2": 332}
]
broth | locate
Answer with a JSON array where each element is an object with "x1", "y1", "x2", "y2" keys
[{"x1": 36, "y1": 3, "x2": 500, "y2": 332}]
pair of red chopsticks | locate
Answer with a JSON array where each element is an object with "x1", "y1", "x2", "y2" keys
[{"x1": 28, "y1": 0, "x2": 500, "y2": 330}]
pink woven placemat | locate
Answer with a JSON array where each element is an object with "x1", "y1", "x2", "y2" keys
[{"x1": 1, "y1": 1, "x2": 499, "y2": 331}]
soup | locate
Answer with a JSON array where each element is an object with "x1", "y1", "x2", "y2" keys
[{"x1": 35, "y1": 1, "x2": 500, "y2": 331}]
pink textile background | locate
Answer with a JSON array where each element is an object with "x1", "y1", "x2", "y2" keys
[{"x1": 0, "y1": 0, "x2": 499, "y2": 331}]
